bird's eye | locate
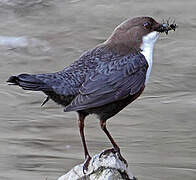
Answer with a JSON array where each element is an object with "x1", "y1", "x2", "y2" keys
[{"x1": 143, "y1": 22, "x2": 151, "y2": 29}]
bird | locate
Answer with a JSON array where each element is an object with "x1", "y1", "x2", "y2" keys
[{"x1": 7, "y1": 16, "x2": 176, "y2": 172}]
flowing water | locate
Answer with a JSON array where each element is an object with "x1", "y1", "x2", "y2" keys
[{"x1": 0, "y1": 0, "x2": 196, "y2": 179}]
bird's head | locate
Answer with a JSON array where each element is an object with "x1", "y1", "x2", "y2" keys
[{"x1": 105, "y1": 16, "x2": 177, "y2": 54}]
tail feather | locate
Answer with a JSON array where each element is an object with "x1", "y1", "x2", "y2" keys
[{"x1": 7, "y1": 74, "x2": 51, "y2": 91}]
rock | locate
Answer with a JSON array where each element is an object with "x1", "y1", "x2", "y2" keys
[{"x1": 58, "y1": 150, "x2": 137, "y2": 180}]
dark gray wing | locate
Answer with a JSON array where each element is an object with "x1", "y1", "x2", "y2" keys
[
  {"x1": 33, "y1": 46, "x2": 104, "y2": 96},
  {"x1": 64, "y1": 53, "x2": 148, "y2": 112}
]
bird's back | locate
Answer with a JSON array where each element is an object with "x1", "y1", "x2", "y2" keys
[{"x1": 7, "y1": 44, "x2": 148, "y2": 110}]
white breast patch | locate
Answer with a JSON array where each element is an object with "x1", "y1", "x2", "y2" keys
[{"x1": 140, "y1": 31, "x2": 159, "y2": 84}]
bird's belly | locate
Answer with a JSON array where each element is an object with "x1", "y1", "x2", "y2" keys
[{"x1": 83, "y1": 85, "x2": 145, "y2": 121}]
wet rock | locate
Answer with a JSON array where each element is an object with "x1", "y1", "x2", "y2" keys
[{"x1": 58, "y1": 150, "x2": 137, "y2": 180}]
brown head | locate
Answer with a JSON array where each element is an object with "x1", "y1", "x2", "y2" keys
[{"x1": 104, "y1": 16, "x2": 175, "y2": 54}]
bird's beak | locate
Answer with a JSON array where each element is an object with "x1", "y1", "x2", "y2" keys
[{"x1": 155, "y1": 22, "x2": 177, "y2": 35}]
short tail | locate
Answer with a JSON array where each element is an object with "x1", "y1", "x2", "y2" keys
[{"x1": 7, "y1": 74, "x2": 50, "y2": 91}]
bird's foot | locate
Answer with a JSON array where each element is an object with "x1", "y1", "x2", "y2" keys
[
  {"x1": 99, "y1": 148, "x2": 116, "y2": 157},
  {"x1": 83, "y1": 155, "x2": 91, "y2": 174},
  {"x1": 99, "y1": 148, "x2": 128, "y2": 167}
]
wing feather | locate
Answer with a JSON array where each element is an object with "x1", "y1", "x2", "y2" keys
[{"x1": 65, "y1": 53, "x2": 148, "y2": 112}]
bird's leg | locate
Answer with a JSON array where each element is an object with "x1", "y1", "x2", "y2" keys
[
  {"x1": 78, "y1": 113, "x2": 91, "y2": 173},
  {"x1": 99, "y1": 120, "x2": 128, "y2": 167}
]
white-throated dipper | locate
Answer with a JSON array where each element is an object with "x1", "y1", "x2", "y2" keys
[{"x1": 7, "y1": 17, "x2": 177, "y2": 173}]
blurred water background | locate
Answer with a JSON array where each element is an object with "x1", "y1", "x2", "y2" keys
[{"x1": 0, "y1": 0, "x2": 196, "y2": 179}]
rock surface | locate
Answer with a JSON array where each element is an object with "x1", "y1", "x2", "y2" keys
[{"x1": 58, "y1": 150, "x2": 137, "y2": 180}]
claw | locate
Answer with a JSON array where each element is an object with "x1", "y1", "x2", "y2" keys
[
  {"x1": 117, "y1": 152, "x2": 128, "y2": 167},
  {"x1": 99, "y1": 148, "x2": 116, "y2": 158},
  {"x1": 83, "y1": 155, "x2": 91, "y2": 174},
  {"x1": 99, "y1": 148, "x2": 128, "y2": 167}
]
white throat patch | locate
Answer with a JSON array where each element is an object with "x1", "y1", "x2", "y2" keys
[{"x1": 140, "y1": 31, "x2": 159, "y2": 84}]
